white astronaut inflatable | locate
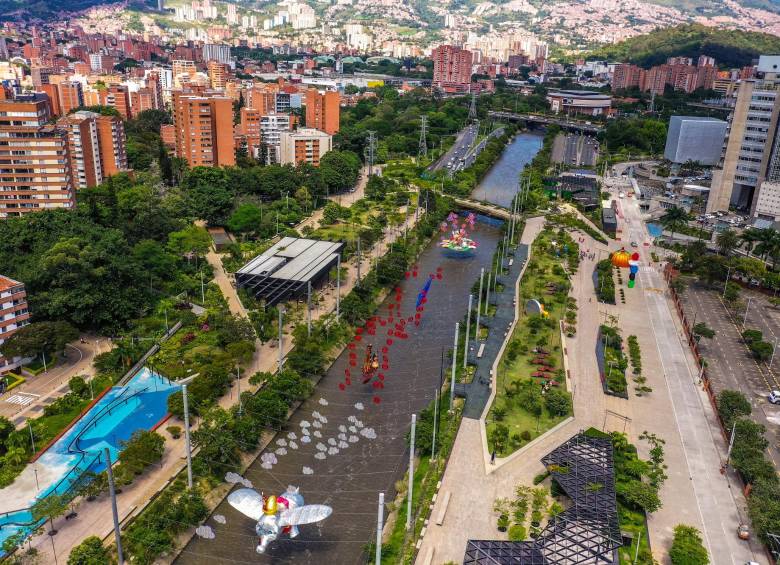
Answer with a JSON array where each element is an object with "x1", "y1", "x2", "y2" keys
[{"x1": 228, "y1": 485, "x2": 332, "y2": 554}]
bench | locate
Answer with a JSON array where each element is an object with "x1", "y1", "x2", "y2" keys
[
  {"x1": 477, "y1": 343, "x2": 486, "y2": 358},
  {"x1": 435, "y1": 491, "x2": 451, "y2": 525}
]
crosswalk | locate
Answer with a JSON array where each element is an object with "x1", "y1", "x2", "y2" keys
[{"x1": 5, "y1": 394, "x2": 35, "y2": 406}]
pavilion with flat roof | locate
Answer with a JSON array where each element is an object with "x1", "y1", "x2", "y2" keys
[{"x1": 235, "y1": 237, "x2": 344, "y2": 307}]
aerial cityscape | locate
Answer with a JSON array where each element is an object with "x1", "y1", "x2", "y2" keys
[{"x1": 2, "y1": 0, "x2": 780, "y2": 564}]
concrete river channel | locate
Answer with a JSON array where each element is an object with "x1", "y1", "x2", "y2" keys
[{"x1": 179, "y1": 131, "x2": 543, "y2": 564}]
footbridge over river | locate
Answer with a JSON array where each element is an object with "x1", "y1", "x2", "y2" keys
[
  {"x1": 451, "y1": 195, "x2": 519, "y2": 222},
  {"x1": 488, "y1": 111, "x2": 604, "y2": 134}
]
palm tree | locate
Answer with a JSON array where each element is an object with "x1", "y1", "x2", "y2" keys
[
  {"x1": 660, "y1": 206, "x2": 692, "y2": 241},
  {"x1": 716, "y1": 228, "x2": 739, "y2": 256},
  {"x1": 740, "y1": 227, "x2": 762, "y2": 256},
  {"x1": 754, "y1": 228, "x2": 780, "y2": 269}
]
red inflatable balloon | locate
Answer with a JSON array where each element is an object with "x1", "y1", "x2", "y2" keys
[
  {"x1": 373, "y1": 396, "x2": 381, "y2": 404},
  {"x1": 339, "y1": 383, "x2": 346, "y2": 391}
]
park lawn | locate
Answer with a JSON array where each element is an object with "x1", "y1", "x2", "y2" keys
[
  {"x1": 486, "y1": 228, "x2": 576, "y2": 457},
  {"x1": 617, "y1": 503, "x2": 651, "y2": 564}
]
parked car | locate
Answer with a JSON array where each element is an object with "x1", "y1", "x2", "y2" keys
[
  {"x1": 769, "y1": 390, "x2": 780, "y2": 404},
  {"x1": 737, "y1": 524, "x2": 750, "y2": 540}
]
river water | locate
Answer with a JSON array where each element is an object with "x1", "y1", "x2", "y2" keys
[
  {"x1": 470, "y1": 132, "x2": 544, "y2": 209},
  {"x1": 178, "y1": 132, "x2": 542, "y2": 565}
]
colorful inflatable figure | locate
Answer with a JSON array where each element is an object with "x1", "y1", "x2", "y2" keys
[
  {"x1": 440, "y1": 212, "x2": 478, "y2": 256},
  {"x1": 228, "y1": 486, "x2": 332, "y2": 554}
]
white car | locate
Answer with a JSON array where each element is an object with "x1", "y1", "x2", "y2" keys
[{"x1": 769, "y1": 390, "x2": 780, "y2": 405}]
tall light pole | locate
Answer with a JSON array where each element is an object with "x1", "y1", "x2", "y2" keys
[
  {"x1": 375, "y1": 492, "x2": 384, "y2": 564},
  {"x1": 450, "y1": 322, "x2": 459, "y2": 410},
  {"x1": 722, "y1": 265, "x2": 732, "y2": 299},
  {"x1": 743, "y1": 296, "x2": 753, "y2": 329},
  {"x1": 463, "y1": 294, "x2": 472, "y2": 368},
  {"x1": 105, "y1": 447, "x2": 125, "y2": 565},
  {"x1": 182, "y1": 384, "x2": 193, "y2": 489},
  {"x1": 405, "y1": 414, "x2": 416, "y2": 532},
  {"x1": 475, "y1": 268, "x2": 484, "y2": 341}
]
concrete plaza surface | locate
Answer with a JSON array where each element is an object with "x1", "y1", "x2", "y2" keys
[{"x1": 415, "y1": 200, "x2": 765, "y2": 565}]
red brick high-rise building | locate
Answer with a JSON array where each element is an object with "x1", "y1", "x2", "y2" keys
[
  {"x1": 0, "y1": 275, "x2": 30, "y2": 374},
  {"x1": 432, "y1": 45, "x2": 473, "y2": 88},
  {"x1": 304, "y1": 89, "x2": 339, "y2": 135},
  {"x1": 172, "y1": 90, "x2": 235, "y2": 167},
  {"x1": 612, "y1": 63, "x2": 646, "y2": 91},
  {"x1": 0, "y1": 93, "x2": 75, "y2": 218},
  {"x1": 57, "y1": 110, "x2": 128, "y2": 188}
]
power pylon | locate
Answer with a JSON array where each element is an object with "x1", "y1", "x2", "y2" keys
[
  {"x1": 365, "y1": 131, "x2": 377, "y2": 176},
  {"x1": 418, "y1": 115, "x2": 428, "y2": 160},
  {"x1": 468, "y1": 92, "x2": 477, "y2": 122}
]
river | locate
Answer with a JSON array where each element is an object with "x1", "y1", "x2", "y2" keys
[
  {"x1": 178, "y1": 130, "x2": 543, "y2": 565},
  {"x1": 469, "y1": 132, "x2": 544, "y2": 209}
]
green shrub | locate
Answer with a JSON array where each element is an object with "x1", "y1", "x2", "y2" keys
[
  {"x1": 532, "y1": 471, "x2": 549, "y2": 485},
  {"x1": 669, "y1": 524, "x2": 709, "y2": 565},
  {"x1": 508, "y1": 525, "x2": 527, "y2": 541}
]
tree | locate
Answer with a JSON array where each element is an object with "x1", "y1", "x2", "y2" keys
[
  {"x1": 750, "y1": 340, "x2": 773, "y2": 362},
  {"x1": 669, "y1": 524, "x2": 709, "y2": 565},
  {"x1": 544, "y1": 388, "x2": 571, "y2": 417},
  {"x1": 716, "y1": 228, "x2": 739, "y2": 256},
  {"x1": 691, "y1": 322, "x2": 715, "y2": 341},
  {"x1": 753, "y1": 227, "x2": 780, "y2": 268},
  {"x1": 69, "y1": 376, "x2": 89, "y2": 398},
  {"x1": 716, "y1": 390, "x2": 751, "y2": 429},
  {"x1": 181, "y1": 167, "x2": 235, "y2": 225},
  {"x1": 119, "y1": 430, "x2": 165, "y2": 475},
  {"x1": 167, "y1": 225, "x2": 211, "y2": 256},
  {"x1": 319, "y1": 150, "x2": 361, "y2": 194},
  {"x1": 68, "y1": 536, "x2": 113, "y2": 565},
  {"x1": 227, "y1": 204, "x2": 263, "y2": 237},
  {"x1": 616, "y1": 479, "x2": 661, "y2": 513},
  {"x1": 191, "y1": 407, "x2": 241, "y2": 474},
  {"x1": 0, "y1": 321, "x2": 79, "y2": 360},
  {"x1": 31, "y1": 492, "x2": 69, "y2": 534},
  {"x1": 660, "y1": 206, "x2": 692, "y2": 241}
]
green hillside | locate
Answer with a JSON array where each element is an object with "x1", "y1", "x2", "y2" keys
[
  {"x1": 588, "y1": 24, "x2": 780, "y2": 68},
  {"x1": 0, "y1": 0, "x2": 152, "y2": 21}
]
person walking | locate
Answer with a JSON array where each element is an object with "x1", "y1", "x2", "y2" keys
[{"x1": 491, "y1": 450, "x2": 497, "y2": 465}]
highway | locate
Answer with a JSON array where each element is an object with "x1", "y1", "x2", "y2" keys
[{"x1": 429, "y1": 123, "x2": 478, "y2": 172}]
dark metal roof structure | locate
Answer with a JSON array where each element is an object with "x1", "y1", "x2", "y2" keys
[
  {"x1": 464, "y1": 432, "x2": 622, "y2": 564},
  {"x1": 235, "y1": 237, "x2": 343, "y2": 307}
]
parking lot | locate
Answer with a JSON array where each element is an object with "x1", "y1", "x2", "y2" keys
[{"x1": 681, "y1": 283, "x2": 780, "y2": 468}]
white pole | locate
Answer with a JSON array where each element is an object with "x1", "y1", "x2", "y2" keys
[
  {"x1": 375, "y1": 492, "x2": 384, "y2": 564},
  {"x1": 28, "y1": 420, "x2": 35, "y2": 453},
  {"x1": 42, "y1": 351, "x2": 47, "y2": 373},
  {"x1": 307, "y1": 280, "x2": 312, "y2": 337},
  {"x1": 743, "y1": 296, "x2": 752, "y2": 328},
  {"x1": 450, "y1": 322, "x2": 459, "y2": 410},
  {"x1": 405, "y1": 414, "x2": 416, "y2": 531},
  {"x1": 237, "y1": 366, "x2": 242, "y2": 416},
  {"x1": 726, "y1": 421, "x2": 737, "y2": 465},
  {"x1": 182, "y1": 384, "x2": 193, "y2": 489},
  {"x1": 476, "y1": 268, "x2": 484, "y2": 340},
  {"x1": 771, "y1": 337, "x2": 778, "y2": 370},
  {"x1": 464, "y1": 294, "x2": 472, "y2": 367},
  {"x1": 278, "y1": 306, "x2": 284, "y2": 372},
  {"x1": 200, "y1": 270, "x2": 205, "y2": 304},
  {"x1": 431, "y1": 387, "x2": 438, "y2": 461},
  {"x1": 485, "y1": 271, "x2": 491, "y2": 317},
  {"x1": 357, "y1": 237, "x2": 362, "y2": 282},
  {"x1": 105, "y1": 447, "x2": 125, "y2": 565},
  {"x1": 336, "y1": 255, "x2": 341, "y2": 319}
]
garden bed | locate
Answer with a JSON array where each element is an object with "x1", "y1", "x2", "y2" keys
[
  {"x1": 596, "y1": 325, "x2": 628, "y2": 398},
  {"x1": 486, "y1": 227, "x2": 576, "y2": 457}
]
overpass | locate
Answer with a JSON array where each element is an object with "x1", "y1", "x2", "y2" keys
[{"x1": 488, "y1": 111, "x2": 604, "y2": 134}]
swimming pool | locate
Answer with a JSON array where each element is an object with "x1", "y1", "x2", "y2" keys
[
  {"x1": 0, "y1": 367, "x2": 180, "y2": 551},
  {"x1": 647, "y1": 223, "x2": 663, "y2": 237}
]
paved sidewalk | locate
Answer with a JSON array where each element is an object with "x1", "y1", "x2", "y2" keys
[{"x1": 0, "y1": 337, "x2": 112, "y2": 427}]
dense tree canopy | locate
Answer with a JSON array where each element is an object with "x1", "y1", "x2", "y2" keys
[{"x1": 0, "y1": 321, "x2": 78, "y2": 360}]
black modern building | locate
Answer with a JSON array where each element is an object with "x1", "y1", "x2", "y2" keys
[
  {"x1": 235, "y1": 237, "x2": 344, "y2": 307},
  {"x1": 464, "y1": 432, "x2": 622, "y2": 564}
]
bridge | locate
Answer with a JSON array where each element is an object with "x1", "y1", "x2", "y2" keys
[
  {"x1": 488, "y1": 111, "x2": 604, "y2": 134},
  {"x1": 452, "y1": 196, "x2": 519, "y2": 222}
]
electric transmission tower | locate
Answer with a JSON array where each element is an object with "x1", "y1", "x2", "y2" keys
[
  {"x1": 468, "y1": 92, "x2": 477, "y2": 122},
  {"x1": 418, "y1": 115, "x2": 428, "y2": 160},
  {"x1": 365, "y1": 131, "x2": 377, "y2": 176}
]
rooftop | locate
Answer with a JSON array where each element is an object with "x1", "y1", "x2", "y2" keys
[{"x1": 0, "y1": 275, "x2": 22, "y2": 293}]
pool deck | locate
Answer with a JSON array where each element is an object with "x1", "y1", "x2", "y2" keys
[{"x1": 0, "y1": 369, "x2": 179, "y2": 544}]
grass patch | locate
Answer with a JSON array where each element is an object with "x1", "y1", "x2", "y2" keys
[
  {"x1": 486, "y1": 227, "x2": 576, "y2": 456},
  {"x1": 600, "y1": 324, "x2": 628, "y2": 397}
]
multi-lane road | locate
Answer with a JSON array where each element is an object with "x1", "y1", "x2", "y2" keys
[
  {"x1": 551, "y1": 133, "x2": 599, "y2": 167},
  {"x1": 429, "y1": 123, "x2": 478, "y2": 173}
]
